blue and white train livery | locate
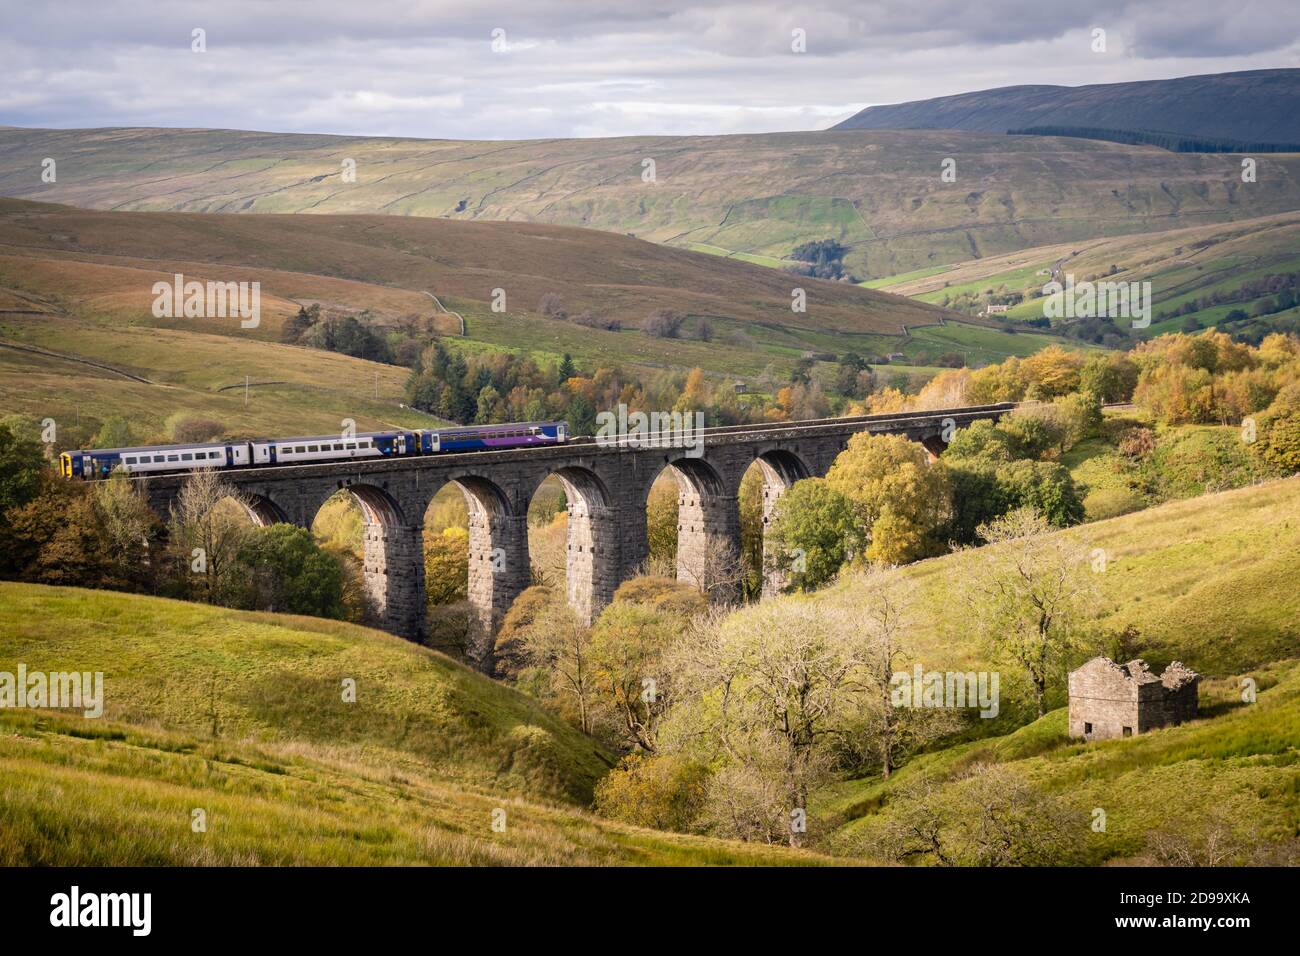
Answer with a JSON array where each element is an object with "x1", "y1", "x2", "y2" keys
[{"x1": 60, "y1": 421, "x2": 568, "y2": 480}]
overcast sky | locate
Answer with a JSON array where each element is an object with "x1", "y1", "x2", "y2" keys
[{"x1": 2, "y1": 0, "x2": 1297, "y2": 140}]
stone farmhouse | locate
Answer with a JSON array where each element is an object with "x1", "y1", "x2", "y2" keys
[{"x1": 1068, "y1": 657, "x2": 1199, "y2": 741}]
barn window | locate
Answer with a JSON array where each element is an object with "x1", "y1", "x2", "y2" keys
[
  {"x1": 1122, "y1": 726, "x2": 1133, "y2": 737},
  {"x1": 1084, "y1": 722, "x2": 1093, "y2": 735}
]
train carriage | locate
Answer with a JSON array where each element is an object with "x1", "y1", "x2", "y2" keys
[
  {"x1": 256, "y1": 431, "x2": 415, "y2": 466},
  {"x1": 60, "y1": 442, "x2": 245, "y2": 479}
]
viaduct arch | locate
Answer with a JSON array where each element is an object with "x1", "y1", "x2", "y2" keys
[{"x1": 139, "y1": 404, "x2": 1013, "y2": 672}]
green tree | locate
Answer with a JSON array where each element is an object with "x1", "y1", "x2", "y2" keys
[
  {"x1": 557, "y1": 353, "x2": 576, "y2": 384},
  {"x1": 992, "y1": 459, "x2": 1086, "y2": 527},
  {"x1": 235, "y1": 524, "x2": 345, "y2": 618},
  {"x1": 93, "y1": 415, "x2": 137, "y2": 449},
  {"x1": 0, "y1": 423, "x2": 45, "y2": 515},
  {"x1": 965, "y1": 508, "x2": 1097, "y2": 718},
  {"x1": 764, "y1": 478, "x2": 862, "y2": 591}
]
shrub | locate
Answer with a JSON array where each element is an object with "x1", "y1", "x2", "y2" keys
[
  {"x1": 593, "y1": 754, "x2": 709, "y2": 832},
  {"x1": 1118, "y1": 426, "x2": 1156, "y2": 459},
  {"x1": 642, "y1": 309, "x2": 685, "y2": 338},
  {"x1": 538, "y1": 292, "x2": 567, "y2": 320}
]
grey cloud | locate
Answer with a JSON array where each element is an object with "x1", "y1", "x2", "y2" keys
[{"x1": 1, "y1": 0, "x2": 1297, "y2": 138}]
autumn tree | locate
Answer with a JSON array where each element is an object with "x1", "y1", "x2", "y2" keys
[
  {"x1": 1250, "y1": 381, "x2": 1300, "y2": 473},
  {"x1": 497, "y1": 585, "x2": 596, "y2": 733},
  {"x1": 837, "y1": 566, "x2": 959, "y2": 778},
  {"x1": 824, "y1": 433, "x2": 952, "y2": 565},
  {"x1": 871, "y1": 764, "x2": 1086, "y2": 866},
  {"x1": 588, "y1": 577, "x2": 707, "y2": 752},
  {"x1": 424, "y1": 525, "x2": 469, "y2": 605},
  {"x1": 661, "y1": 601, "x2": 870, "y2": 847}
]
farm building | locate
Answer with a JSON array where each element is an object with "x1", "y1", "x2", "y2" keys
[{"x1": 1068, "y1": 657, "x2": 1199, "y2": 741}]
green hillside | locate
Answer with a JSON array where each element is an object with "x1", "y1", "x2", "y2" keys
[
  {"x1": 874, "y1": 211, "x2": 1300, "y2": 341},
  {"x1": 784, "y1": 477, "x2": 1300, "y2": 861},
  {"x1": 824, "y1": 659, "x2": 1300, "y2": 864},
  {"x1": 0, "y1": 584, "x2": 838, "y2": 865},
  {"x1": 811, "y1": 476, "x2": 1300, "y2": 694}
]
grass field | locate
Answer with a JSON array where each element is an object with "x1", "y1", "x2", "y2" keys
[{"x1": 0, "y1": 584, "x2": 844, "y2": 865}]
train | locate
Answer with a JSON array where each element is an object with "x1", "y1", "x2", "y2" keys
[{"x1": 59, "y1": 421, "x2": 569, "y2": 480}]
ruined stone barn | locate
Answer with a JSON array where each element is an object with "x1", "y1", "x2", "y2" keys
[{"x1": 1068, "y1": 657, "x2": 1199, "y2": 741}]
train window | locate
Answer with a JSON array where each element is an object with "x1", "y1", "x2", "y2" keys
[
  {"x1": 295, "y1": 446, "x2": 306, "y2": 453},
  {"x1": 333, "y1": 443, "x2": 343, "y2": 451},
  {"x1": 182, "y1": 453, "x2": 193, "y2": 461},
  {"x1": 154, "y1": 455, "x2": 165, "y2": 463},
  {"x1": 307, "y1": 445, "x2": 319, "y2": 453},
  {"x1": 167, "y1": 455, "x2": 179, "y2": 462}
]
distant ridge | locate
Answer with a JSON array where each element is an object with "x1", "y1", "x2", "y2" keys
[{"x1": 832, "y1": 68, "x2": 1300, "y2": 147}]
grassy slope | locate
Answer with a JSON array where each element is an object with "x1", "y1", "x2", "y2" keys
[
  {"x1": 799, "y1": 478, "x2": 1300, "y2": 858},
  {"x1": 823, "y1": 660, "x2": 1300, "y2": 862},
  {"x1": 3, "y1": 126, "x2": 1300, "y2": 281},
  {"x1": 0, "y1": 584, "x2": 839, "y2": 865},
  {"x1": 874, "y1": 210, "x2": 1300, "y2": 335},
  {"x1": 783, "y1": 477, "x2": 1300, "y2": 720}
]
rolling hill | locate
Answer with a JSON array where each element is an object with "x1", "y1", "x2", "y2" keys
[
  {"x1": 0, "y1": 196, "x2": 1069, "y2": 448},
  {"x1": 832, "y1": 68, "x2": 1300, "y2": 148},
  {"x1": 0, "y1": 584, "x2": 840, "y2": 865},
  {"x1": 3, "y1": 125, "x2": 1300, "y2": 282}
]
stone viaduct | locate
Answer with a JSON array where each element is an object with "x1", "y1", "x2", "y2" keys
[{"x1": 139, "y1": 403, "x2": 1013, "y2": 670}]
